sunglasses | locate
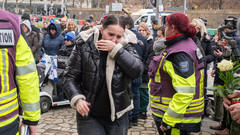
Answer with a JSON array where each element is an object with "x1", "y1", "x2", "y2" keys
[{"x1": 64, "y1": 39, "x2": 71, "y2": 41}]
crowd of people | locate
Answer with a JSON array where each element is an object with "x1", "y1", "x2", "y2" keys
[{"x1": 1, "y1": 9, "x2": 240, "y2": 135}]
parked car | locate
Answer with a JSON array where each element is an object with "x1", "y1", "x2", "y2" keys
[{"x1": 134, "y1": 11, "x2": 176, "y2": 30}]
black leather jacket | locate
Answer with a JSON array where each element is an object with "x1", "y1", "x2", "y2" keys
[{"x1": 62, "y1": 29, "x2": 144, "y2": 121}]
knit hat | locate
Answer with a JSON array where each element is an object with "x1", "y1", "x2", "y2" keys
[
  {"x1": 88, "y1": 14, "x2": 94, "y2": 20},
  {"x1": 21, "y1": 20, "x2": 32, "y2": 32},
  {"x1": 21, "y1": 12, "x2": 30, "y2": 21},
  {"x1": 64, "y1": 32, "x2": 76, "y2": 42}
]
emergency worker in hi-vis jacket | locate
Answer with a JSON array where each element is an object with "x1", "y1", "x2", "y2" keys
[
  {"x1": 0, "y1": 9, "x2": 40, "y2": 135},
  {"x1": 148, "y1": 13, "x2": 205, "y2": 135}
]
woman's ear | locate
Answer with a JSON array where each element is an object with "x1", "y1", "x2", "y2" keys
[
  {"x1": 100, "y1": 27, "x2": 103, "y2": 34},
  {"x1": 171, "y1": 24, "x2": 175, "y2": 32}
]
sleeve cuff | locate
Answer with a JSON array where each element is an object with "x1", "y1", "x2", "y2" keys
[
  {"x1": 70, "y1": 95, "x2": 86, "y2": 109},
  {"x1": 22, "y1": 119, "x2": 38, "y2": 126},
  {"x1": 161, "y1": 121, "x2": 172, "y2": 130},
  {"x1": 109, "y1": 43, "x2": 123, "y2": 58}
]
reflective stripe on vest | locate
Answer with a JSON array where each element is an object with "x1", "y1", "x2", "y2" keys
[
  {"x1": 0, "y1": 89, "x2": 19, "y2": 127},
  {"x1": 199, "y1": 69, "x2": 204, "y2": 98},
  {"x1": 21, "y1": 100, "x2": 40, "y2": 112},
  {"x1": 0, "y1": 48, "x2": 9, "y2": 93},
  {"x1": 0, "y1": 89, "x2": 17, "y2": 103},
  {"x1": 151, "y1": 101, "x2": 168, "y2": 112},
  {"x1": 16, "y1": 62, "x2": 37, "y2": 76},
  {"x1": 154, "y1": 55, "x2": 165, "y2": 83},
  {"x1": 150, "y1": 96, "x2": 204, "y2": 115}
]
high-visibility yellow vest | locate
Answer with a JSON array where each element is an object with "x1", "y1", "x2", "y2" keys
[{"x1": 0, "y1": 10, "x2": 40, "y2": 129}]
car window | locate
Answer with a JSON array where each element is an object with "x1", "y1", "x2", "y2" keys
[
  {"x1": 141, "y1": 16, "x2": 148, "y2": 23},
  {"x1": 161, "y1": 16, "x2": 167, "y2": 25},
  {"x1": 135, "y1": 16, "x2": 148, "y2": 25},
  {"x1": 151, "y1": 16, "x2": 156, "y2": 21}
]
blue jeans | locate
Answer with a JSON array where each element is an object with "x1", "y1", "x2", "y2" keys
[
  {"x1": 128, "y1": 77, "x2": 142, "y2": 120},
  {"x1": 76, "y1": 113, "x2": 128, "y2": 135}
]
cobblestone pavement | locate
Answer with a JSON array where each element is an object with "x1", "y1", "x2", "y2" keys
[{"x1": 36, "y1": 105, "x2": 219, "y2": 135}]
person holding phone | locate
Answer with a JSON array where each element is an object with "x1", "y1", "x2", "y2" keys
[
  {"x1": 210, "y1": 31, "x2": 232, "y2": 135},
  {"x1": 62, "y1": 15, "x2": 144, "y2": 135}
]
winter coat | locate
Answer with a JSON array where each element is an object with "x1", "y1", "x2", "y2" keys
[
  {"x1": 21, "y1": 20, "x2": 40, "y2": 62},
  {"x1": 31, "y1": 24, "x2": 40, "y2": 41},
  {"x1": 142, "y1": 35, "x2": 155, "y2": 83},
  {"x1": 196, "y1": 32, "x2": 214, "y2": 64},
  {"x1": 58, "y1": 44, "x2": 74, "y2": 69},
  {"x1": 152, "y1": 27, "x2": 158, "y2": 39},
  {"x1": 41, "y1": 23, "x2": 65, "y2": 56},
  {"x1": 129, "y1": 28, "x2": 148, "y2": 62},
  {"x1": 41, "y1": 27, "x2": 48, "y2": 38},
  {"x1": 62, "y1": 27, "x2": 144, "y2": 121},
  {"x1": 27, "y1": 31, "x2": 40, "y2": 62}
]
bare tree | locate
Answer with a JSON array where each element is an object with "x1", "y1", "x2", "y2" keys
[
  {"x1": 30, "y1": 0, "x2": 32, "y2": 13},
  {"x1": 218, "y1": 0, "x2": 224, "y2": 9},
  {"x1": 4, "y1": 0, "x2": 7, "y2": 10},
  {"x1": 16, "y1": 0, "x2": 18, "y2": 14}
]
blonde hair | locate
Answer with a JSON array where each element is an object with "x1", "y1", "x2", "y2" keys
[
  {"x1": 138, "y1": 22, "x2": 152, "y2": 36},
  {"x1": 192, "y1": 18, "x2": 210, "y2": 41},
  {"x1": 64, "y1": 20, "x2": 77, "y2": 32}
]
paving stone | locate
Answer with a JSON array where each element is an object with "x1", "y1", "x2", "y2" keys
[
  {"x1": 144, "y1": 122, "x2": 153, "y2": 128},
  {"x1": 36, "y1": 128, "x2": 46, "y2": 133},
  {"x1": 141, "y1": 130, "x2": 157, "y2": 134},
  {"x1": 50, "y1": 126, "x2": 62, "y2": 130},
  {"x1": 58, "y1": 123, "x2": 70, "y2": 128},
  {"x1": 131, "y1": 132, "x2": 140, "y2": 135},
  {"x1": 37, "y1": 123, "x2": 47, "y2": 129},
  {"x1": 52, "y1": 119, "x2": 64, "y2": 124}
]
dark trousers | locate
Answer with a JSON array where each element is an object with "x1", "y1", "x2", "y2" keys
[
  {"x1": 230, "y1": 120, "x2": 240, "y2": 134},
  {"x1": 0, "y1": 117, "x2": 19, "y2": 135},
  {"x1": 213, "y1": 94, "x2": 224, "y2": 122},
  {"x1": 128, "y1": 77, "x2": 142, "y2": 120},
  {"x1": 222, "y1": 107, "x2": 232, "y2": 129},
  {"x1": 139, "y1": 87, "x2": 149, "y2": 112},
  {"x1": 152, "y1": 114, "x2": 190, "y2": 135},
  {"x1": 76, "y1": 113, "x2": 128, "y2": 135}
]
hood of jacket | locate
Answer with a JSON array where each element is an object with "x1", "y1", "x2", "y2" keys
[
  {"x1": 21, "y1": 20, "x2": 32, "y2": 33},
  {"x1": 47, "y1": 22, "x2": 61, "y2": 38},
  {"x1": 79, "y1": 25, "x2": 138, "y2": 48}
]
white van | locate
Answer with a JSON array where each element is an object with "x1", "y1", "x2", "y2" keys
[{"x1": 134, "y1": 11, "x2": 176, "y2": 30}]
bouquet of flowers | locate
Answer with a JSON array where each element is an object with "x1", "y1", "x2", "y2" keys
[{"x1": 207, "y1": 59, "x2": 240, "y2": 98}]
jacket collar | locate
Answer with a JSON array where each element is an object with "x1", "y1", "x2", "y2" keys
[{"x1": 164, "y1": 34, "x2": 188, "y2": 47}]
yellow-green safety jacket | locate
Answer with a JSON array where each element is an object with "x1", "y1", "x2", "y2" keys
[
  {"x1": 0, "y1": 10, "x2": 40, "y2": 129},
  {"x1": 148, "y1": 34, "x2": 205, "y2": 132}
]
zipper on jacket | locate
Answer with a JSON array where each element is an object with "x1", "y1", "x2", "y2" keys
[{"x1": 0, "y1": 19, "x2": 9, "y2": 22}]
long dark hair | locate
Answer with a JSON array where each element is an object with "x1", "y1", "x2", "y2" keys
[
  {"x1": 165, "y1": 13, "x2": 196, "y2": 38},
  {"x1": 102, "y1": 15, "x2": 125, "y2": 30}
]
